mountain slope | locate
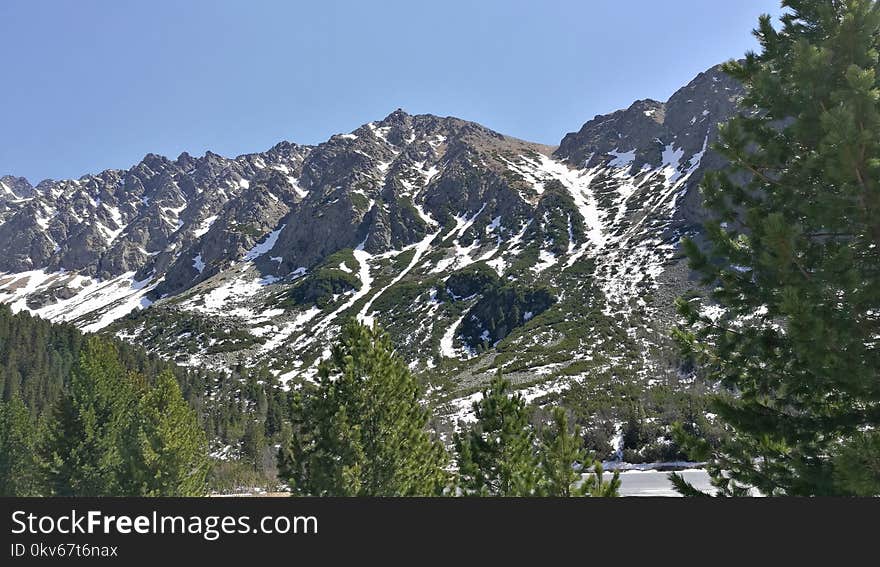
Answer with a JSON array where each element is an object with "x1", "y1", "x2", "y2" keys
[{"x1": 0, "y1": 65, "x2": 743, "y2": 432}]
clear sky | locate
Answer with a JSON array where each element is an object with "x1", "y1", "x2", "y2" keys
[{"x1": 0, "y1": 0, "x2": 783, "y2": 183}]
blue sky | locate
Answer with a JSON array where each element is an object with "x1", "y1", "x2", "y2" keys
[{"x1": 0, "y1": 0, "x2": 782, "y2": 183}]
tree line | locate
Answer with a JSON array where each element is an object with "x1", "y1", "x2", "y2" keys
[
  {"x1": 1, "y1": 336, "x2": 208, "y2": 496},
  {"x1": 0, "y1": 304, "x2": 298, "y2": 494}
]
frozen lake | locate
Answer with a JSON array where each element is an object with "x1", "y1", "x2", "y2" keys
[{"x1": 617, "y1": 469, "x2": 714, "y2": 497}]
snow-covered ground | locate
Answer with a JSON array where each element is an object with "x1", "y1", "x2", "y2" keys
[
  {"x1": 243, "y1": 224, "x2": 286, "y2": 261},
  {"x1": 0, "y1": 269, "x2": 157, "y2": 331},
  {"x1": 312, "y1": 241, "x2": 374, "y2": 334},
  {"x1": 439, "y1": 314, "x2": 467, "y2": 359}
]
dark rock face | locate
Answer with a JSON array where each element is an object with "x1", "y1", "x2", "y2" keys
[
  {"x1": 556, "y1": 64, "x2": 743, "y2": 230},
  {"x1": 556, "y1": 98, "x2": 668, "y2": 171},
  {"x1": 0, "y1": 176, "x2": 34, "y2": 200},
  {"x1": 0, "y1": 142, "x2": 310, "y2": 285},
  {"x1": 556, "y1": 65, "x2": 742, "y2": 167},
  {"x1": 0, "y1": 62, "x2": 740, "y2": 289}
]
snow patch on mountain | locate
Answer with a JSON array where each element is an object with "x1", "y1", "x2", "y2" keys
[
  {"x1": 244, "y1": 224, "x2": 286, "y2": 261},
  {"x1": 440, "y1": 314, "x2": 466, "y2": 359},
  {"x1": 194, "y1": 215, "x2": 218, "y2": 238},
  {"x1": 0, "y1": 269, "x2": 157, "y2": 332},
  {"x1": 359, "y1": 229, "x2": 440, "y2": 327},
  {"x1": 608, "y1": 149, "x2": 636, "y2": 169}
]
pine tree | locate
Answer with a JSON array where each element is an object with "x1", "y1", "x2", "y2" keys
[
  {"x1": 279, "y1": 319, "x2": 450, "y2": 496},
  {"x1": 455, "y1": 375, "x2": 540, "y2": 496},
  {"x1": 674, "y1": 0, "x2": 880, "y2": 496},
  {"x1": 582, "y1": 463, "x2": 622, "y2": 497},
  {"x1": 42, "y1": 338, "x2": 135, "y2": 496},
  {"x1": 0, "y1": 396, "x2": 43, "y2": 496},
  {"x1": 831, "y1": 431, "x2": 880, "y2": 496},
  {"x1": 276, "y1": 420, "x2": 298, "y2": 485},
  {"x1": 277, "y1": 394, "x2": 310, "y2": 491},
  {"x1": 538, "y1": 407, "x2": 620, "y2": 497},
  {"x1": 537, "y1": 407, "x2": 583, "y2": 497},
  {"x1": 242, "y1": 418, "x2": 267, "y2": 471},
  {"x1": 123, "y1": 370, "x2": 209, "y2": 496}
]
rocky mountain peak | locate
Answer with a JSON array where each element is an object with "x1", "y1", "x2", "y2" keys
[
  {"x1": 0, "y1": 175, "x2": 34, "y2": 200},
  {"x1": 555, "y1": 64, "x2": 743, "y2": 174},
  {"x1": 382, "y1": 107, "x2": 411, "y2": 124},
  {"x1": 175, "y1": 151, "x2": 195, "y2": 169}
]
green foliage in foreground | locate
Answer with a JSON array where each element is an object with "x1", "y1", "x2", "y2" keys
[
  {"x1": 42, "y1": 339, "x2": 135, "y2": 496},
  {"x1": 1, "y1": 337, "x2": 210, "y2": 496},
  {"x1": 455, "y1": 375, "x2": 541, "y2": 496},
  {"x1": 278, "y1": 319, "x2": 451, "y2": 496},
  {"x1": 455, "y1": 375, "x2": 619, "y2": 497},
  {"x1": 0, "y1": 395, "x2": 43, "y2": 496},
  {"x1": 540, "y1": 408, "x2": 620, "y2": 497},
  {"x1": 674, "y1": 0, "x2": 880, "y2": 496},
  {"x1": 122, "y1": 370, "x2": 210, "y2": 497},
  {"x1": 277, "y1": 321, "x2": 619, "y2": 497},
  {"x1": 3, "y1": 299, "x2": 620, "y2": 497}
]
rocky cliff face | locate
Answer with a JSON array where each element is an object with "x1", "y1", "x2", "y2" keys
[
  {"x1": 0, "y1": 144, "x2": 310, "y2": 278},
  {"x1": 256, "y1": 110, "x2": 559, "y2": 277},
  {"x1": 0, "y1": 64, "x2": 743, "y2": 411},
  {"x1": 0, "y1": 176, "x2": 34, "y2": 201}
]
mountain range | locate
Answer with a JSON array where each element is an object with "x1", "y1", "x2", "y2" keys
[{"x1": 0, "y1": 63, "x2": 742, "y2": 433}]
